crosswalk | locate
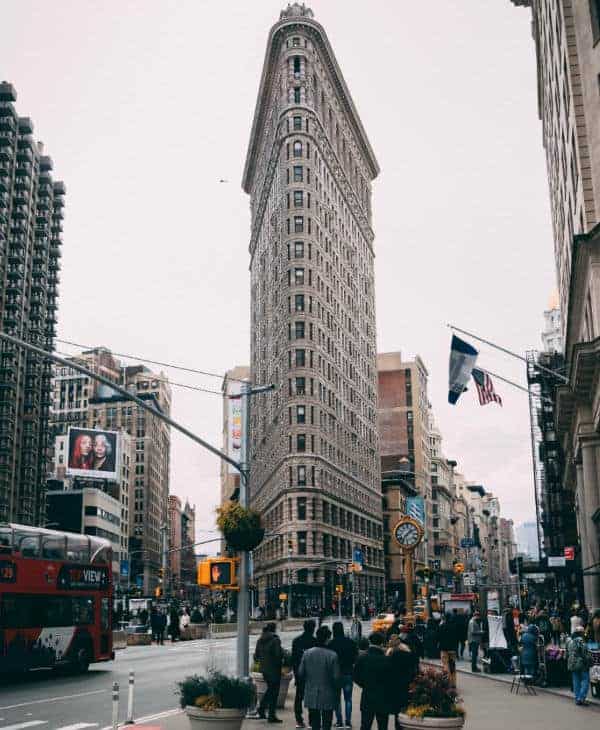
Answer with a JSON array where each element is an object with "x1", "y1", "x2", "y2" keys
[{"x1": 0, "y1": 723, "x2": 98, "y2": 730}]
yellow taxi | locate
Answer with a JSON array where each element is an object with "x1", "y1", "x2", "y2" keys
[{"x1": 372, "y1": 612, "x2": 395, "y2": 634}]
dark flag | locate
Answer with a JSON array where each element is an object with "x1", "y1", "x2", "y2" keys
[
  {"x1": 472, "y1": 368, "x2": 503, "y2": 406},
  {"x1": 448, "y1": 335, "x2": 479, "y2": 404}
]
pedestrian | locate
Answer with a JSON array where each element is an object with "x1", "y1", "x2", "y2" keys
[
  {"x1": 353, "y1": 632, "x2": 389, "y2": 730},
  {"x1": 467, "y1": 610, "x2": 484, "y2": 672},
  {"x1": 566, "y1": 624, "x2": 592, "y2": 706},
  {"x1": 157, "y1": 609, "x2": 166, "y2": 645},
  {"x1": 438, "y1": 613, "x2": 459, "y2": 687},
  {"x1": 357, "y1": 637, "x2": 370, "y2": 658},
  {"x1": 292, "y1": 619, "x2": 317, "y2": 728},
  {"x1": 385, "y1": 635, "x2": 419, "y2": 729},
  {"x1": 254, "y1": 622, "x2": 284, "y2": 723},
  {"x1": 423, "y1": 617, "x2": 440, "y2": 659},
  {"x1": 139, "y1": 607, "x2": 148, "y2": 627},
  {"x1": 519, "y1": 624, "x2": 538, "y2": 678},
  {"x1": 329, "y1": 621, "x2": 358, "y2": 729},
  {"x1": 150, "y1": 607, "x2": 159, "y2": 643},
  {"x1": 169, "y1": 606, "x2": 181, "y2": 643},
  {"x1": 454, "y1": 610, "x2": 468, "y2": 659},
  {"x1": 299, "y1": 625, "x2": 340, "y2": 730}
]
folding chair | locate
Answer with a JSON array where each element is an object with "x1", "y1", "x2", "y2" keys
[{"x1": 509, "y1": 656, "x2": 537, "y2": 696}]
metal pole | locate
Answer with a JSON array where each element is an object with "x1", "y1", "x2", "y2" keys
[
  {"x1": 161, "y1": 524, "x2": 168, "y2": 599},
  {"x1": 351, "y1": 572, "x2": 356, "y2": 620},
  {"x1": 126, "y1": 671, "x2": 135, "y2": 724},
  {"x1": 406, "y1": 552, "x2": 414, "y2": 616},
  {"x1": 236, "y1": 380, "x2": 251, "y2": 679},
  {"x1": 112, "y1": 682, "x2": 119, "y2": 730},
  {"x1": 516, "y1": 558, "x2": 523, "y2": 612}
]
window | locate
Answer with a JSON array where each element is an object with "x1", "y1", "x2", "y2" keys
[
  {"x1": 294, "y1": 88, "x2": 301, "y2": 104},
  {"x1": 295, "y1": 377, "x2": 306, "y2": 395},
  {"x1": 294, "y1": 216, "x2": 304, "y2": 233},
  {"x1": 298, "y1": 466, "x2": 307, "y2": 486},
  {"x1": 591, "y1": 0, "x2": 600, "y2": 44},
  {"x1": 295, "y1": 294, "x2": 305, "y2": 311},
  {"x1": 297, "y1": 531, "x2": 307, "y2": 555},
  {"x1": 295, "y1": 321, "x2": 305, "y2": 339},
  {"x1": 293, "y1": 141, "x2": 303, "y2": 157},
  {"x1": 297, "y1": 434, "x2": 306, "y2": 452},
  {"x1": 293, "y1": 166, "x2": 303, "y2": 182},
  {"x1": 294, "y1": 190, "x2": 304, "y2": 207},
  {"x1": 297, "y1": 497, "x2": 307, "y2": 520},
  {"x1": 292, "y1": 37, "x2": 300, "y2": 47},
  {"x1": 293, "y1": 115, "x2": 302, "y2": 130},
  {"x1": 294, "y1": 267, "x2": 304, "y2": 285},
  {"x1": 1, "y1": 595, "x2": 95, "y2": 628},
  {"x1": 294, "y1": 241, "x2": 304, "y2": 258},
  {"x1": 293, "y1": 56, "x2": 301, "y2": 75},
  {"x1": 295, "y1": 349, "x2": 306, "y2": 366},
  {"x1": 297, "y1": 405, "x2": 306, "y2": 423}
]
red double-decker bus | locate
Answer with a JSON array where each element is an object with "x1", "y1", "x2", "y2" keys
[{"x1": 0, "y1": 523, "x2": 114, "y2": 674}]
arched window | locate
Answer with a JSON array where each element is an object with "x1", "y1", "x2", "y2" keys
[{"x1": 293, "y1": 141, "x2": 303, "y2": 157}]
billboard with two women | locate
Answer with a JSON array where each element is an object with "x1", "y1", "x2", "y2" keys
[{"x1": 66, "y1": 428, "x2": 119, "y2": 480}]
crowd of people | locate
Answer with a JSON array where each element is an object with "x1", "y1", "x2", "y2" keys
[{"x1": 253, "y1": 620, "x2": 420, "y2": 730}]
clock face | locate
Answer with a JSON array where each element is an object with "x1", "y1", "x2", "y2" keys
[{"x1": 393, "y1": 518, "x2": 423, "y2": 549}]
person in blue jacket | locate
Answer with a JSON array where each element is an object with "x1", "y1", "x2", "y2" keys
[{"x1": 519, "y1": 624, "x2": 538, "y2": 677}]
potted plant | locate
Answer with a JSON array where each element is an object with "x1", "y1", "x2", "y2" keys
[
  {"x1": 250, "y1": 650, "x2": 294, "y2": 709},
  {"x1": 216, "y1": 501, "x2": 265, "y2": 552},
  {"x1": 396, "y1": 668, "x2": 465, "y2": 729},
  {"x1": 177, "y1": 671, "x2": 255, "y2": 730}
]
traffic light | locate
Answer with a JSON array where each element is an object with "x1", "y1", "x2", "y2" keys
[
  {"x1": 158, "y1": 567, "x2": 164, "y2": 581},
  {"x1": 155, "y1": 585, "x2": 162, "y2": 598},
  {"x1": 453, "y1": 562, "x2": 465, "y2": 574},
  {"x1": 197, "y1": 558, "x2": 238, "y2": 588}
]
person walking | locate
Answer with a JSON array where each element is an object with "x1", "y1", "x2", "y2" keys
[
  {"x1": 353, "y1": 632, "x2": 389, "y2": 730},
  {"x1": 566, "y1": 624, "x2": 592, "y2": 706},
  {"x1": 385, "y1": 635, "x2": 419, "y2": 729},
  {"x1": 455, "y1": 610, "x2": 468, "y2": 659},
  {"x1": 438, "y1": 613, "x2": 459, "y2": 687},
  {"x1": 150, "y1": 607, "x2": 159, "y2": 643},
  {"x1": 169, "y1": 606, "x2": 181, "y2": 643},
  {"x1": 519, "y1": 624, "x2": 538, "y2": 678},
  {"x1": 298, "y1": 625, "x2": 340, "y2": 730},
  {"x1": 329, "y1": 621, "x2": 358, "y2": 728},
  {"x1": 467, "y1": 611, "x2": 484, "y2": 672},
  {"x1": 254, "y1": 623, "x2": 284, "y2": 723},
  {"x1": 292, "y1": 619, "x2": 317, "y2": 728},
  {"x1": 156, "y1": 609, "x2": 166, "y2": 645}
]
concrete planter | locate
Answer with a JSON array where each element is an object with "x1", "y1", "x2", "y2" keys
[
  {"x1": 185, "y1": 706, "x2": 245, "y2": 730},
  {"x1": 126, "y1": 633, "x2": 151, "y2": 646},
  {"x1": 251, "y1": 672, "x2": 292, "y2": 710},
  {"x1": 396, "y1": 713, "x2": 465, "y2": 729}
]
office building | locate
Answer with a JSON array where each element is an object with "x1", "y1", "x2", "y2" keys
[
  {"x1": 511, "y1": 0, "x2": 600, "y2": 609},
  {"x1": 0, "y1": 81, "x2": 65, "y2": 525},
  {"x1": 243, "y1": 3, "x2": 384, "y2": 613}
]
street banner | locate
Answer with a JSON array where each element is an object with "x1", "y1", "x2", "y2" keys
[
  {"x1": 488, "y1": 615, "x2": 507, "y2": 648},
  {"x1": 66, "y1": 427, "x2": 119, "y2": 480},
  {"x1": 448, "y1": 335, "x2": 478, "y2": 404},
  {"x1": 226, "y1": 380, "x2": 243, "y2": 474},
  {"x1": 406, "y1": 496, "x2": 425, "y2": 526}
]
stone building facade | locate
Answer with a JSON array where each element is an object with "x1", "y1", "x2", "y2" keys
[
  {"x1": 511, "y1": 0, "x2": 600, "y2": 609},
  {"x1": 243, "y1": 4, "x2": 384, "y2": 613},
  {"x1": 0, "y1": 81, "x2": 65, "y2": 525}
]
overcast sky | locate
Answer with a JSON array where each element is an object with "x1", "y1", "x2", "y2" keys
[{"x1": 2, "y1": 0, "x2": 554, "y2": 541}]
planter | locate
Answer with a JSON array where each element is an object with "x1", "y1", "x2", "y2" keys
[
  {"x1": 396, "y1": 713, "x2": 465, "y2": 729},
  {"x1": 251, "y1": 672, "x2": 292, "y2": 710},
  {"x1": 185, "y1": 706, "x2": 245, "y2": 730},
  {"x1": 224, "y1": 527, "x2": 265, "y2": 552}
]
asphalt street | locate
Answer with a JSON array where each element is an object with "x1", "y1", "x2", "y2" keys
[{"x1": 0, "y1": 632, "x2": 296, "y2": 730}]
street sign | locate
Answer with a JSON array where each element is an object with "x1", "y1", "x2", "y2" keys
[
  {"x1": 548, "y1": 556, "x2": 566, "y2": 568},
  {"x1": 353, "y1": 547, "x2": 364, "y2": 566},
  {"x1": 120, "y1": 560, "x2": 129, "y2": 578},
  {"x1": 463, "y1": 572, "x2": 476, "y2": 586},
  {"x1": 460, "y1": 538, "x2": 475, "y2": 549},
  {"x1": 564, "y1": 546, "x2": 575, "y2": 561},
  {"x1": 335, "y1": 584, "x2": 344, "y2": 593}
]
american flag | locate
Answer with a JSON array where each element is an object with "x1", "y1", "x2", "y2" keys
[{"x1": 471, "y1": 368, "x2": 502, "y2": 406}]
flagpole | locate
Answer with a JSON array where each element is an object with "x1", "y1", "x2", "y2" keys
[
  {"x1": 478, "y1": 366, "x2": 553, "y2": 405},
  {"x1": 447, "y1": 323, "x2": 569, "y2": 383}
]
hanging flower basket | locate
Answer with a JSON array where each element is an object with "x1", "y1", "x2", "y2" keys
[{"x1": 216, "y1": 502, "x2": 265, "y2": 552}]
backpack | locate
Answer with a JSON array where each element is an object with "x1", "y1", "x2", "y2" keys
[{"x1": 567, "y1": 637, "x2": 590, "y2": 673}]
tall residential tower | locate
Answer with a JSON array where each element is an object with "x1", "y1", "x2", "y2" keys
[
  {"x1": 0, "y1": 82, "x2": 65, "y2": 525},
  {"x1": 243, "y1": 4, "x2": 384, "y2": 613}
]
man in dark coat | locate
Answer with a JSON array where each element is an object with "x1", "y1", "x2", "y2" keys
[
  {"x1": 437, "y1": 614, "x2": 459, "y2": 687},
  {"x1": 254, "y1": 623, "x2": 283, "y2": 722},
  {"x1": 299, "y1": 625, "x2": 340, "y2": 730},
  {"x1": 329, "y1": 621, "x2": 358, "y2": 728},
  {"x1": 292, "y1": 619, "x2": 317, "y2": 728},
  {"x1": 353, "y1": 632, "x2": 389, "y2": 730}
]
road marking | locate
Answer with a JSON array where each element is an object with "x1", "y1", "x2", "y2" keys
[
  {"x1": 0, "y1": 690, "x2": 105, "y2": 711},
  {"x1": 0, "y1": 721, "x2": 47, "y2": 730},
  {"x1": 56, "y1": 724, "x2": 99, "y2": 730},
  {"x1": 99, "y1": 707, "x2": 180, "y2": 730}
]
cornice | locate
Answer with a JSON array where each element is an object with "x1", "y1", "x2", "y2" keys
[{"x1": 242, "y1": 15, "x2": 379, "y2": 194}]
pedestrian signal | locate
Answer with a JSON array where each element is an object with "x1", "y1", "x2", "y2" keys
[
  {"x1": 453, "y1": 562, "x2": 464, "y2": 574},
  {"x1": 197, "y1": 558, "x2": 238, "y2": 588},
  {"x1": 155, "y1": 586, "x2": 162, "y2": 598}
]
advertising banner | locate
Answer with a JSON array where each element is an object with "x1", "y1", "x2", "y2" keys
[
  {"x1": 66, "y1": 427, "x2": 119, "y2": 481},
  {"x1": 226, "y1": 381, "x2": 243, "y2": 474},
  {"x1": 406, "y1": 496, "x2": 425, "y2": 526}
]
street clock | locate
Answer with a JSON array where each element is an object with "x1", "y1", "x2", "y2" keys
[{"x1": 393, "y1": 516, "x2": 424, "y2": 551}]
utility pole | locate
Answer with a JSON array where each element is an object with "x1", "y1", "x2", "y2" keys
[{"x1": 160, "y1": 523, "x2": 168, "y2": 598}]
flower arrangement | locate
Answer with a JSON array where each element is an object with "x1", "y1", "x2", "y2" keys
[
  {"x1": 405, "y1": 668, "x2": 465, "y2": 719},
  {"x1": 216, "y1": 501, "x2": 264, "y2": 552},
  {"x1": 177, "y1": 671, "x2": 255, "y2": 710}
]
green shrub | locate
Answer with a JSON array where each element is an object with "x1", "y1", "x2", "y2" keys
[{"x1": 176, "y1": 671, "x2": 255, "y2": 710}]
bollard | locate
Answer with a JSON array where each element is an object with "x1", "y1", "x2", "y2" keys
[
  {"x1": 112, "y1": 681, "x2": 119, "y2": 730},
  {"x1": 125, "y1": 670, "x2": 135, "y2": 724}
]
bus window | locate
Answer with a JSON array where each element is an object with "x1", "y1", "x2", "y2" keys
[
  {"x1": 101, "y1": 597, "x2": 110, "y2": 631},
  {"x1": 92, "y1": 545, "x2": 112, "y2": 565},
  {"x1": 0, "y1": 525, "x2": 12, "y2": 551},
  {"x1": 17, "y1": 535, "x2": 41, "y2": 558},
  {"x1": 73, "y1": 597, "x2": 95, "y2": 625},
  {"x1": 41, "y1": 535, "x2": 67, "y2": 560},
  {"x1": 67, "y1": 535, "x2": 91, "y2": 563}
]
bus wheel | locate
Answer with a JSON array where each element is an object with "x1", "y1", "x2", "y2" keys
[{"x1": 73, "y1": 646, "x2": 90, "y2": 673}]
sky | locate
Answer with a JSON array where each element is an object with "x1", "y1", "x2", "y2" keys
[{"x1": 2, "y1": 0, "x2": 555, "y2": 541}]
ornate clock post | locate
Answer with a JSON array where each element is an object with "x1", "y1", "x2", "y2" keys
[{"x1": 392, "y1": 516, "x2": 424, "y2": 616}]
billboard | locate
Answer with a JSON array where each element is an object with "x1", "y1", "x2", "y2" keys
[
  {"x1": 406, "y1": 496, "x2": 425, "y2": 526},
  {"x1": 226, "y1": 381, "x2": 243, "y2": 474},
  {"x1": 66, "y1": 427, "x2": 119, "y2": 480}
]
